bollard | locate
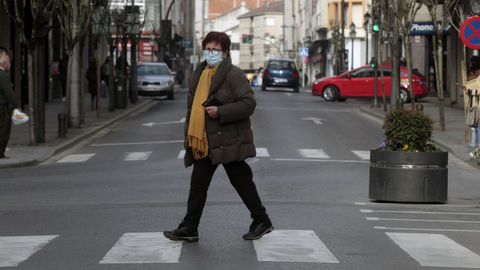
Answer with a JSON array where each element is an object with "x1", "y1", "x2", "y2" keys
[
  {"x1": 478, "y1": 127, "x2": 480, "y2": 146},
  {"x1": 58, "y1": 113, "x2": 67, "y2": 138},
  {"x1": 469, "y1": 127, "x2": 477, "y2": 147}
]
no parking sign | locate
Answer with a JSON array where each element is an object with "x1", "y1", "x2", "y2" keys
[{"x1": 460, "y1": 16, "x2": 480, "y2": 49}]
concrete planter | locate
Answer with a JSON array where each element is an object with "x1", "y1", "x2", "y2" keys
[{"x1": 369, "y1": 150, "x2": 448, "y2": 203}]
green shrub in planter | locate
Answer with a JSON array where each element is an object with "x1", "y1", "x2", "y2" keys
[
  {"x1": 370, "y1": 109, "x2": 447, "y2": 203},
  {"x1": 381, "y1": 109, "x2": 437, "y2": 152}
]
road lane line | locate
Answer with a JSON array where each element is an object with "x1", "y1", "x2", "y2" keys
[
  {"x1": 375, "y1": 226, "x2": 480, "y2": 233},
  {"x1": 352, "y1": 150, "x2": 370, "y2": 160},
  {"x1": 386, "y1": 232, "x2": 480, "y2": 268},
  {"x1": 99, "y1": 232, "x2": 182, "y2": 264},
  {"x1": 272, "y1": 158, "x2": 369, "y2": 164},
  {"x1": 177, "y1": 150, "x2": 186, "y2": 159},
  {"x1": 124, "y1": 152, "x2": 152, "y2": 161},
  {"x1": 0, "y1": 235, "x2": 58, "y2": 267},
  {"x1": 91, "y1": 140, "x2": 183, "y2": 147},
  {"x1": 361, "y1": 209, "x2": 480, "y2": 216},
  {"x1": 298, "y1": 149, "x2": 330, "y2": 159},
  {"x1": 256, "y1": 147, "x2": 270, "y2": 157},
  {"x1": 253, "y1": 230, "x2": 339, "y2": 263},
  {"x1": 56, "y1": 154, "x2": 95, "y2": 163},
  {"x1": 367, "y1": 217, "x2": 480, "y2": 224},
  {"x1": 355, "y1": 202, "x2": 480, "y2": 207}
]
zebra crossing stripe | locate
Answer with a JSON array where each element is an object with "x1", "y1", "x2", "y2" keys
[
  {"x1": 99, "y1": 232, "x2": 182, "y2": 264},
  {"x1": 253, "y1": 230, "x2": 339, "y2": 263},
  {"x1": 177, "y1": 150, "x2": 186, "y2": 159},
  {"x1": 124, "y1": 152, "x2": 152, "y2": 161},
  {"x1": 0, "y1": 235, "x2": 58, "y2": 267},
  {"x1": 298, "y1": 149, "x2": 330, "y2": 159},
  {"x1": 256, "y1": 148, "x2": 270, "y2": 157},
  {"x1": 386, "y1": 232, "x2": 480, "y2": 268},
  {"x1": 57, "y1": 154, "x2": 95, "y2": 163},
  {"x1": 352, "y1": 150, "x2": 370, "y2": 160}
]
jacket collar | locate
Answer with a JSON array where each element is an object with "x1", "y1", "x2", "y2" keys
[{"x1": 190, "y1": 57, "x2": 232, "y2": 95}]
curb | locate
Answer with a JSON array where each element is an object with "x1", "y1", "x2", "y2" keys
[{"x1": 0, "y1": 99, "x2": 159, "y2": 169}]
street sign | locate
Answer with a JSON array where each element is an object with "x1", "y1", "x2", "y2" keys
[
  {"x1": 299, "y1": 47, "x2": 309, "y2": 57},
  {"x1": 460, "y1": 16, "x2": 480, "y2": 49}
]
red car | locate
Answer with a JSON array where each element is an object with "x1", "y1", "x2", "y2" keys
[{"x1": 312, "y1": 65, "x2": 428, "y2": 102}]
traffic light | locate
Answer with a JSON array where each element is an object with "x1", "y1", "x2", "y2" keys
[
  {"x1": 372, "y1": 17, "x2": 380, "y2": 33},
  {"x1": 242, "y1": 34, "x2": 247, "y2": 43},
  {"x1": 370, "y1": 57, "x2": 377, "y2": 69},
  {"x1": 471, "y1": 0, "x2": 480, "y2": 15},
  {"x1": 247, "y1": 34, "x2": 253, "y2": 44}
]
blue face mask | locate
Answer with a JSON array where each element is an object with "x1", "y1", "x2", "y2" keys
[{"x1": 203, "y1": 50, "x2": 223, "y2": 66}]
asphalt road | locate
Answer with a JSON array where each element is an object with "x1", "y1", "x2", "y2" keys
[{"x1": 0, "y1": 87, "x2": 479, "y2": 270}]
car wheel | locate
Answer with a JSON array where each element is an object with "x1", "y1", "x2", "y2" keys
[
  {"x1": 261, "y1": 84, "x2": 266, "y2": 91},
  {"x1": 293, "y1": 86, "x2": 299, "y2": 93},
  {"x1": 400, "y1": 88, "x2": 410, "y2": 103},
  {"x1": 322, "y1": 85, "x2": 338, "y2": 101}
]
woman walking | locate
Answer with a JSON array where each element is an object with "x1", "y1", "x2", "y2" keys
[{"x1": 164, "y1": 31, "x2": 273, "y2": 242}]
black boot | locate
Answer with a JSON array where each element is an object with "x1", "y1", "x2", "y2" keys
[
  {"x1": 164, "y1": 223, "x2": 199, "y2": 242},
  {"x1": 242, "y1": 218, "x2": 274, "y2": 240}
]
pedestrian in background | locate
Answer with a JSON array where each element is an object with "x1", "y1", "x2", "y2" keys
[
  {"x1": 0, "y1": 47, "x2": 20, "y2": 159},
  {"x1": 85, "y1": 58, "x2": 98, "y2": 110},
  {"x1": 467, "y1": 55, "x2": 480, "y2": 81},
  {"x1": 59, "y1": 51, "x2": 69, "y2": 101},
  {"x1": 164, "y1": 31, "x2": 273, "y2": 242}
]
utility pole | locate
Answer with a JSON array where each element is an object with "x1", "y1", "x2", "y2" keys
[{"x1": 159, "y1": 0, "x2": 163, "y2": 61}]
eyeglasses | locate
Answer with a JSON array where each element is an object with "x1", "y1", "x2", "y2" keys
[{"x1": 203, "y1": 48, "x2": 222, "y2": 56}]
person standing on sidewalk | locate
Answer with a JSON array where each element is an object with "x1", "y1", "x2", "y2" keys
[
  {"x1": 164, "y1": 31, "x2": 273, "y2": 242},
  {"x1": 0, "y1": 48, "x2": 19, "y2": 159}
]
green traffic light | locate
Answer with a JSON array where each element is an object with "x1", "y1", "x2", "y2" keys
[{"x1": 372, "y1": 24, "x2": 380, "y2": 33}]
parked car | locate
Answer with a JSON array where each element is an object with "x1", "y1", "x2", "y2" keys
[
  {"x1": 137, "y1": 62, "x2": 175, "y2": 99},
  {"x1": 262, "y1": 56, "x2": 300, "y2": 92},
  {"x1": 311, "y1": 65, "x2": 428, "y2": 103}
]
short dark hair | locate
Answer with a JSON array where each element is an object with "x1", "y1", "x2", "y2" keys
[
  {"x1": 202, "y1": 32, "x2": 231, "y2": 55},
  {"x1": 469, "y1": 56, "x2": 480, "y2": 73}
]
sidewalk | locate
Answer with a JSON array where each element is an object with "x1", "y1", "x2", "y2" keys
[
  {"x1": 0, "y1": 96, "x2": 159, "y2": 169},
  {"x1": 360, "y1": 96, "x2": 480, "y2": 169}
]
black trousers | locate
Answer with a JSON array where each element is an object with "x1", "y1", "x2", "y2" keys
[
  {"x1": 0, "y1": 105, "x2": 12, "y2": 157},
  {"x1": 183, "y1": 158, "x2": 268, "y2": 229}
]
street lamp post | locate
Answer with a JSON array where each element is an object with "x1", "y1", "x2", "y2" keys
[
  {"x1": 363, "y1": 12, "x2": 371, "y2": 65},
  {"x1": 349, "y1": 23, "x2": 357, "y2": 70}
]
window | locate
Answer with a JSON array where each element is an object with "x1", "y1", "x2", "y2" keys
[
  {"x1": 137, "y1": 65, "x2": 170, "y2": 76},
  {"x1": 231, "y1": 43, "x2": 240, "y2": 50},
  {"x1": 265, "y1": 18, "x2": 275, "y2": 26},
  {"x1": 351, "y1": 68, "x2": 374, "y2": 78},
  {"x1": 267, "y1": 60, "x2": 297, "y2": 71}
]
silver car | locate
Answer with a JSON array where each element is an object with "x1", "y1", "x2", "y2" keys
[{"x1": 137, "y1": 62, "x2": 175, "y2": 99}]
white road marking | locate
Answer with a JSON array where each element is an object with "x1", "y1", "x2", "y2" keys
[
  {"x1": 302, "y1": 117, "x2": 326, "y2": 125},
  {"x1": 272, "y1": 158, "x2": 369, "y2": 164},
  {"x1": 352, "y1": 150, "x2": 370, "y2": 160},
  {"x1": 177, "y1": 150, "x2": 186, "y2": 159},
  {"x1": 256, "y1": 106, "x2": 351, "y2": 113},
  {"x1": 124, "y1": 152, "x2": 152, "y2": 161},
  {"x1": 356, "y1": 202, "x2": 480, "y2": 208},
  {"x1": 0, "y1": 235, "x2": 58, "y2": 267},
  {"x1": 142, "y1": 118, "x2": 186, "y2": 127},
  {"x1": 256, "y1": 148, "x2": 270, "y2": 157},
  {"x1": 386, "y1": 232, "x2": 480, "y2": 268},
  {"x1": 354, "y1": 202, "x2": 368, "y2": 205},
  {"x1": 305, "y1": 89, "x2": 312, "y2": 93},
  {"x1": 375, "y1": 226, "x2": 480, "y2": 233},
  {"x1": 361, "y1": 209, "x2": 480, "y2": 216},
  {"x1": 91, "y1": 140, "x2": 183, "y2": 147},
  {"x1": 367, "y1": 217, "x2": 480, "y2": 224},
  {"x1": 298, "y1": 149, "x2": 330, "y2": 159},
  {"x1": 285, "y1": 93, "x2": 292, "y2": 97},
  {"x1": 253, "y1": 230, "x2": 339, "y2": 263},
  {"x1": 99, "y1": 232, "x2": 182, "y2": 264},
  {"x1": 56, "y1": 154, "x2": 95, "y2": 163}
]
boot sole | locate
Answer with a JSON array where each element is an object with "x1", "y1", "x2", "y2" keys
[
  {"x1": 243, "y1": 226, "x2": 274, "y2": 240},
  {"x1": 163, "y1": 232, "x2": 199, "y2": 242}
]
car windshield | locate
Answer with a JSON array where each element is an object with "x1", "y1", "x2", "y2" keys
[
  {"x1": 138, "y1": 65, "x2": 170, "y2": 76},
  {"x1": 268, "y1": 61, "x2": 296, "y2": 70}
]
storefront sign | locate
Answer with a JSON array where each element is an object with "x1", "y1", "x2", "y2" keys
[{"x1": 410, "y1": 22, "x2": 435, "y2": 35}]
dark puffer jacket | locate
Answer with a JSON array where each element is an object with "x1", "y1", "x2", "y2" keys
[{"x1": 184, "y1": 58, "x2": 256, "y2": 167}]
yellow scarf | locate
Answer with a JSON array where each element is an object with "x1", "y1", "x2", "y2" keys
[{"x1": 187, "y1": 65, "x2": 219, "y2": 159}]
